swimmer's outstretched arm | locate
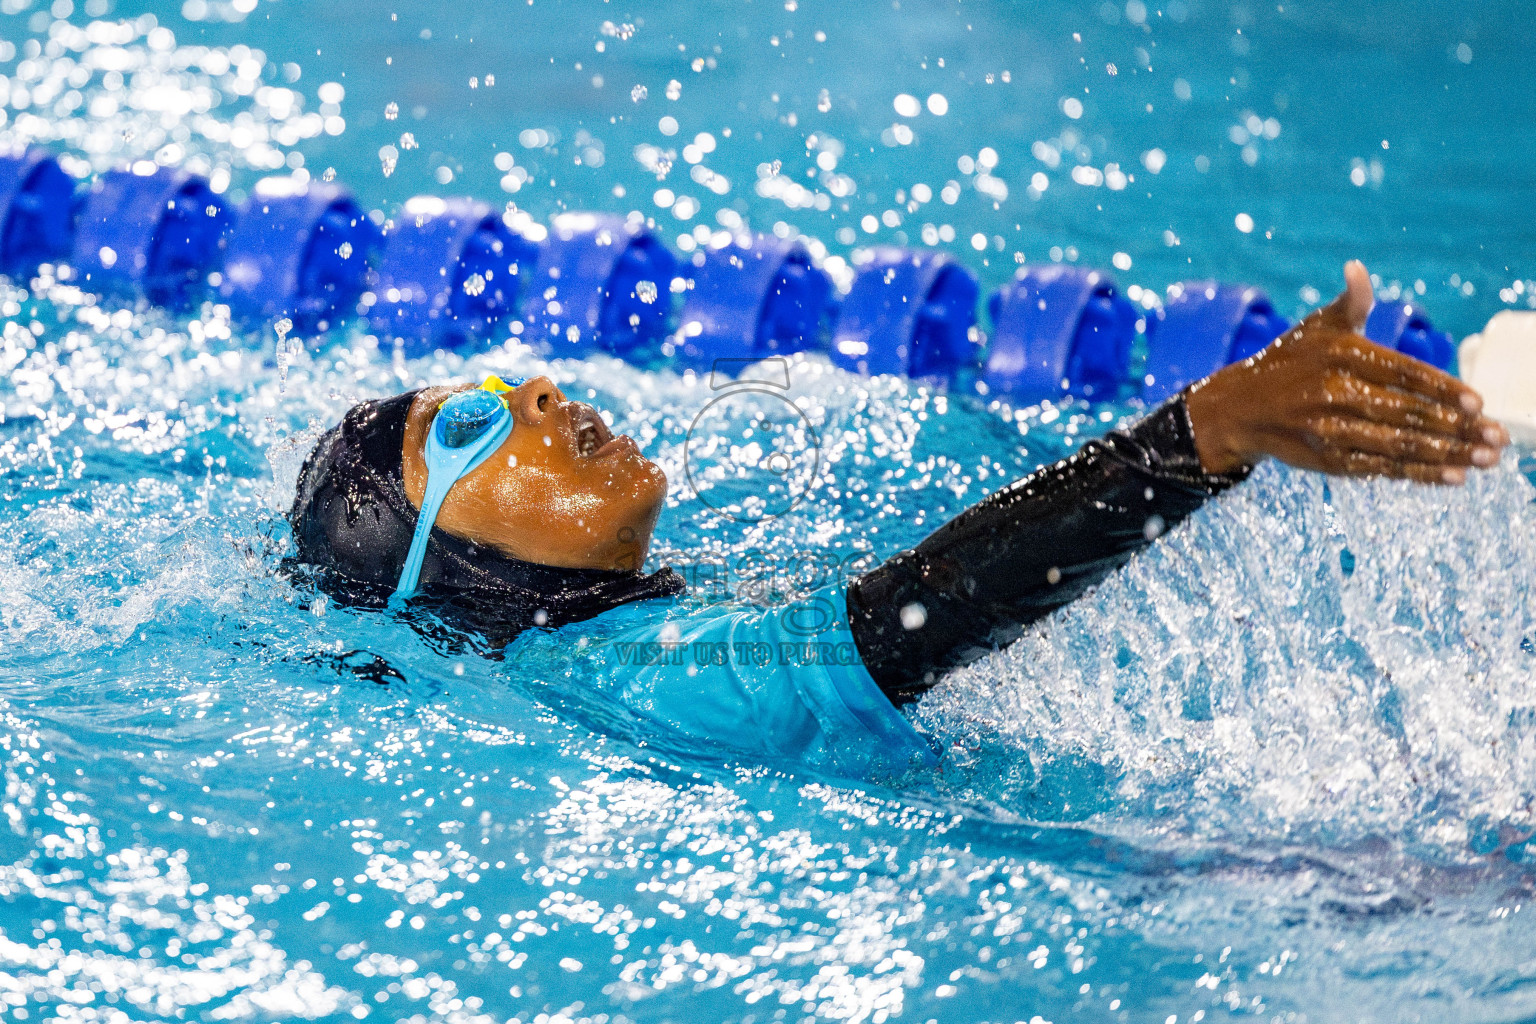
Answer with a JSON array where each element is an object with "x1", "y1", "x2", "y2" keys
[{"x1": 847, "y1": 261, "x2": 1509, "y2": 700}]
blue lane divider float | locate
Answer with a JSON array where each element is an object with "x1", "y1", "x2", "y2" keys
[
  {"x1": 1365, "y1": 299, "x2": 1455, "y2": 371},
  {"x1": 520, "y1": 212, "x2": 675, "y2": 358},
  {"x1": 1141, "y1": 281, "x2": 1291, "y2": 403},
  {"x1": 980, "y1": 264, "x2": 1138, "y2": 402},
  {"x1": 0, "y1": 145, "x2": 1468, "y2": 400},
  {"x1": 673, "y1": 234, "x2": 832, "y2": 370},
  {"x1": 0, "y1": 147, "x2": 75, "y2": 278},
  {"x1": 830, "y1": 246, "x2": 978, "y2": 381},
  {"x1": 369, "y1": 196, "x2": 541, "y2": 355},
  {"x1": 219, "y1": 178, "x2": 379, "y2": 335},
  {"x1": 72, "y1": 166, "x2": 230, "y2": 308}
]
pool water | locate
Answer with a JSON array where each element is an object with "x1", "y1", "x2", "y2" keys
[{"x1": 2, "y1": 1, "x2": 1536, "y2": 1022}]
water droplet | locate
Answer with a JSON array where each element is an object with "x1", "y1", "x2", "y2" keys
[
  {"x1": 384, "y1": 101, "x2": 398, "y2": 120},
  {"x1": 273, "y1": 317, "x2": 296, "y2": 392},
  {"x1": 631, "y1": 84, "x2": 647, "y2": 102},
  {"x1": 337, "y1": 241, "x2": 353, "y2": 259},
  {"x1": 635, "y1": 280, "x2": 657, "y2": 304},
  {"x1": 399, "y1": 132, "x2": 417, "y2": 150},
  {"x1": 463, "y1": 273, "x2": 486, "y2": 297},
  {"x1": 322, "y1": 167, "x2": 336, "y2": 182}
]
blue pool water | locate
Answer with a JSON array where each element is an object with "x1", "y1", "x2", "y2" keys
[{"x1": 2, "y1": 1, "x2": 1536, "y2": 1022}]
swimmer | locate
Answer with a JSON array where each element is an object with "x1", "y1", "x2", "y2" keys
[{"x1": 289, "y1": 262, "x2": 1510, "y2": 774}]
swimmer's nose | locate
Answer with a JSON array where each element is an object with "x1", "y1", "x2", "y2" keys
[{"x1": 510, "y1": 376, "x2": 565, "y2": 427}]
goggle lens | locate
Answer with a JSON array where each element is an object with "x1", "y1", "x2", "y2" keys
[{"x1": 435, "y1": 389, "x2": 508, "y2": 449}]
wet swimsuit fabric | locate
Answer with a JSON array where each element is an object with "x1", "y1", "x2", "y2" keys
[
  {"x1": 527, "y1": 584, "x2": 945, "y2": 779},
  {"x1": 846, "y1": 396, "x2": 1251, "y2": 701}
]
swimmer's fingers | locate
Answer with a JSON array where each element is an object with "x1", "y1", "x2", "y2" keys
[
  {"x1": 1311, "y1": 415, "x2": 1498, "y2": 471},
  {"x1": 1264, "y1": 431, "x2": 1470, "y2": 485},
  {"x1": 1267, "y1": 433, "x2": 1465, "y2": 485},
  {"x1": 1334, "y1": 451, "x2": 1467, "y2": 485},
  {"x1": 1327, "y1": 336, "x2": 1483, "y2": 414},
  {"x1": 1318, "y1": 372, "x2": 1503, "y2": 443}
]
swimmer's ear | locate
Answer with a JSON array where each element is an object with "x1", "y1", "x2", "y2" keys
[{"x1": 1316, "y1": 259, "x2": 1374, "y2": 334}]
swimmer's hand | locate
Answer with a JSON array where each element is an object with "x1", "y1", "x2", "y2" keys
[{"x1": 1184, "y1": 260, "x2": 1509, "y2": 484}]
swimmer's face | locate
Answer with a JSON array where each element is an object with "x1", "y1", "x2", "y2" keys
[{"x1": 401, "y1": 376, "x2": 667, "y2": 572}]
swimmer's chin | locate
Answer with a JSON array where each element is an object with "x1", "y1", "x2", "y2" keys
[
  {"x1": 607, "y1": 435, "x2": 668, "y2": 490},
  {"x1": 635, "y1": 452, "x2": 669, "y2": 504}
]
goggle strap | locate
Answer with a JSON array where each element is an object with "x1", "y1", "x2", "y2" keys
[
  {"x1": 393, "y1": 472, "x2": 456, "y2": 603},
  {"x1": 392, "y1": 396, "x2": 514, "y2": 601}
]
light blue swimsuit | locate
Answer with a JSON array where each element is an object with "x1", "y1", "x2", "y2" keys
[{"x1": 516, "y1": 583, "x2": 941, "y2": 778}]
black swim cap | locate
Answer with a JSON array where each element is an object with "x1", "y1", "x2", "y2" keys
[{"x1": 287, "y1": 389, "x2": 684, "y2": 645}]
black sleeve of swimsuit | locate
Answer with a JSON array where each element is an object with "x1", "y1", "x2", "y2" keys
[{"x1": 846, "y1": 394, "x2": 1251, "y2": 704}]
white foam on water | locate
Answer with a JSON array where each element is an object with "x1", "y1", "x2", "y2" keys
[{"x1": 913, "y1": 456, "x2": 1536, "y2": 853}]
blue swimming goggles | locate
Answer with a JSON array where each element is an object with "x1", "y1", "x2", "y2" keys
[{"x1": 394, "y1": 374, "x2": 522, "y2": 600}]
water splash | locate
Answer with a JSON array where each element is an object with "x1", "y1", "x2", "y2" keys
[{"x1": 915, "y1": 458, "x2": 1536, "y2": 853}]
